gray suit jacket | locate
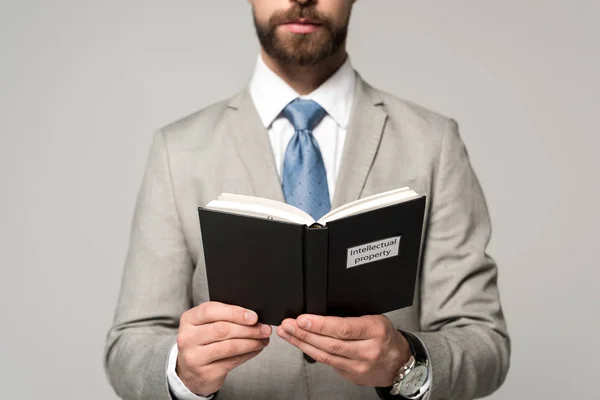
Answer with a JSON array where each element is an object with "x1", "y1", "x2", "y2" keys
[{"x1": 104, "y1": 74, "x2": 510, "y2": 400}]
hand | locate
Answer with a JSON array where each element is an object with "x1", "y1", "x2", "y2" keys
[
  {"x1": 277, "y1": 314, "x2": 410, "y2": 388},
  {"x1": 176, "y1": 301, "x2": 272, "y2": 396}
]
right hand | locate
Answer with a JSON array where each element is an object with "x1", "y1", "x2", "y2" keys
[{"x1": 176, "y1": 301, "x2": 272, "y2": 397}]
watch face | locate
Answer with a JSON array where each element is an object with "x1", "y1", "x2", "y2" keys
[{"x1": 399, "y1": 364, "x2": 428, "y2": 396}]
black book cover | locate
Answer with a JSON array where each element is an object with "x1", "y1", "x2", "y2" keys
[{"x1": 198, "y1": 196, "x2": 426, "y2": 325}]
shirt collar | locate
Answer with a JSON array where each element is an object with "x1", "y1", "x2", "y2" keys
[{"x1": 249, "y1": 54, "x2": 356, "y2": 129}]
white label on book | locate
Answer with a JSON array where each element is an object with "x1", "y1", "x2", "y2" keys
[{"x1": 346, "y1": 236, "x2": 401, "y2": 268}]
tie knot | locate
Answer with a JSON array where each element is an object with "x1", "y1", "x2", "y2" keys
[{"x1": 282, "y1": 99, "x2": 327, "y2": 132}]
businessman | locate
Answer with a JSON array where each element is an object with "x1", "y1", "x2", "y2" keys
[{"x1": 104, "y1": 1, "x2": 510, "y2": 399}]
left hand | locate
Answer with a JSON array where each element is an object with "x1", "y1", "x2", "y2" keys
[{"x1": 277, "y1": 314, "x2": 411, "y2": 387}]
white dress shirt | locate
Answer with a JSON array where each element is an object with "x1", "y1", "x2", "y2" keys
[
  {"x1": 166, "y1": 54, "x2": 356, "y2": 400},
  {"x1": 251, "y1": 54, "x2": 356, "y2": 201}
]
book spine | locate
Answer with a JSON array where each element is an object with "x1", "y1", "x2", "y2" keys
[{"x1": 304, "y1": 224, "x2": 328, "y2": 316}]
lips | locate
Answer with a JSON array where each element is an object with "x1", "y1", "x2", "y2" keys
[{"x1": 280, "y1": 19, "x2": 323, "y2": 34}]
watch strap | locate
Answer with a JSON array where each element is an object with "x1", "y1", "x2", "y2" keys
[{"x1": 401, "y1": 331, "x2": 428, "y2": 364}]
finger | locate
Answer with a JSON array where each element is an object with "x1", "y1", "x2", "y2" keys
[
  {"x1": 192, "y1": 349, "x2": 265, "y2": 387},
  {"x1": 212, "y1": 349, "x2": 264, "y2": 373},
  {"x1": 280, "y1": 320, "x2": 367, "y2": 359},
  {"x1": 192, "y1": 321, "x2": 271, "y2": 345},
  {"x1": 295, "y1": 314, "x2": 384, "y2": 340},
  {"x1": 200, "y1": 338, "x2": 270, "y2": 364},
  {"x1": 182, "y1": 301, "x2": 259, "y2": 326},
  {"x1": 179, "y1": 321, "x2": 271, "y2": 347},
  {"x1": 277, "y1": 326, "x2": 356, "y2": 374}
]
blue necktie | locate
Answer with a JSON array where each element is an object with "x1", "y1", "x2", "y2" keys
[{"x1": 282, "y1": 99, "x2": 331, "y2": 221}]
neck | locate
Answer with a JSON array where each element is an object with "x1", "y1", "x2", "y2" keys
[{"x1": 260, "y1": 48, "x2": 347, "y2": 95}]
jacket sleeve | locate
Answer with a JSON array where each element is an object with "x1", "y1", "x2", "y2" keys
[
  {"x1": 104, "y1": 129, "x2": 194, "y2": 400},
  {"x1": 410, "y1": 120, "x2": 511, "y2": 400}
]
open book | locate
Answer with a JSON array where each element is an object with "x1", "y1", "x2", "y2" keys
[
  {"x1": 198, "y1": 188, "x2": 426, "y2": 325},
  {"x1": 205, "y1": 187, "x2": 422, "y2": 226}
]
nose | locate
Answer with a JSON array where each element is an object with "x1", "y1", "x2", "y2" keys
[{"x1": 292, "y1": 0, "x2": 316, "y2": 5}]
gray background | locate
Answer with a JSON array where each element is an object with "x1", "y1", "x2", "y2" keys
[{"x1": 1, "y1": 1, "x2": 598, "y2": 399}]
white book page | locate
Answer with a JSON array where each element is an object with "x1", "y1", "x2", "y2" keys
[
  {"x1": 205, "y1": 194, "x2": 314, "y2": 225},
  {"x1": 318, "y1": 188, "x2": 420, "y2": 224},
  {"x1": 318, "y1": 187, "x2": 410, "y2": 223}
]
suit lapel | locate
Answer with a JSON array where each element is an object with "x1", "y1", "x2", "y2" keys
[
  {"x1": 225, "y1": 90, "x2": 285, "y2": 203},
  {"x1": 332, "y1": 75, "x2": 388, "y2": 209}
]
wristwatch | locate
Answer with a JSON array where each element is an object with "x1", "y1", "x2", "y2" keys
[
  {"x1": 390, "y1": 354, "x2": 428, "y2": 397},
  {"x1": 376, "y1": 331, "x2": 430, "y2": 399}
]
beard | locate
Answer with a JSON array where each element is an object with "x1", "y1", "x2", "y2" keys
[{"x1": 253, "y1": 4, "x2": 349, "y2": 66}]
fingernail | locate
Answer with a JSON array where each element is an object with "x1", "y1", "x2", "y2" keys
[
  {"x1": 283, "y1": 323, "x2": 295, "y2": 334},
  {"x1": 297, "y1": 317, "x2": 311, "y2": 330},
  {"x1": 277, "y1": 326, "x2": 289, "y2": 338},
  {"x1": 261, "y1": 324, "x2": 271, "y2": 336},
  {"x1": 245, "y1": 310, "x2": 257, "y2": 322}
]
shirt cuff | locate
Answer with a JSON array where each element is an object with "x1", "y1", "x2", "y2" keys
[{"x1": 167, "y1": 343, "x2": 215, "y2": 400}]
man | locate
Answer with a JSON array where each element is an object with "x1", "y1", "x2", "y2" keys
[{"x1": 104, "y1": 1, "x2": 510, "y2": 399}]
